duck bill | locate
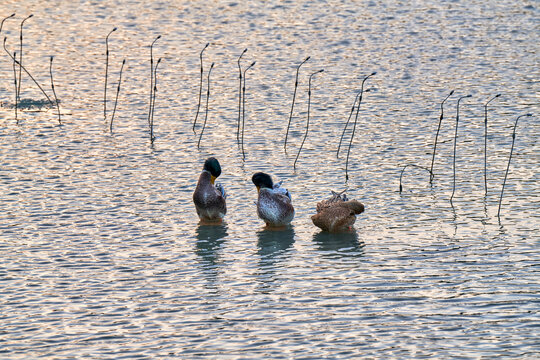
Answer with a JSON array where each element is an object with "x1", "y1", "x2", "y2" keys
[
  {"x1": 256, "y1": 186, "x2": 260, "y2": 193},
  {"x1": 210, "y1": 175, "x2": 216, "y2": 184}
]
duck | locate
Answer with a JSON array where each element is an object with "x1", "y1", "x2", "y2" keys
[
  {"x1": 311, "y1": 190, "x2": 364, "y2": 232},
  {"x1": 193, "y1": 157, "x2": 227, "y2": 224},
  {"x1": 252, "y1": 172, "x2": 294, "y2": 228}
]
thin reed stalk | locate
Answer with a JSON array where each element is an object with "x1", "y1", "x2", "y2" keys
[
  {"x1": 236, "y1": 48, "x2": 247, "y2": 143},
  {"x1": 240, "y1": 62, "x2": 255, "y2": 160},
  {"x1": 429, "y1": 90, "x2": 454, "y2": 183},
  {"x1": 147, "y1": 35, "x2": 161, "y2": 127},
  {"x1": 497, "y1": 114, "x2": 532, "y2": 218},
  {"x1": 197, "y1": 62, "x2": 215, "y2": 149},
  {"x1": 150, "y1": 58, "x2": 161, "y2": 143},
  {"x1": 0, "y1": 13, "x2": 15, "y2": 35},
  {"x1": 337, "y1": 92, "x2": 359, "y2": 158},
  {"x1": 294, "y1": 69, "x2": 323, "y2": 169},
  {"x1": 484, "y1": 93, "x2": 501, "y2": 196},
  {"x1": 344, "y1": 72, "x2": 376, "y2": 180},
  {"x1": 193, "y1": 43, "x2": 209, "y2": 133},
  {"x1": 12, "y1": 51, "x2": 18, "y2": 123},
  {"x1": 17, "y1": 15, "x2": 33, "y2": 102},
  {"x1": 284, "y1": 56, "x2": 310, "y2": 153},
  {"x1": 3, "y1": 38, "x2": 54, "y2": 106},
  {"x1": 104, "y1": 27, "x2": 117, "y2": 121},
  {"x1": 110, "y1": 59, "x2": 125, "y2": 132},
  {"x1": 450, "y1": 94, "x2": 471, "y2": 203},
  {"x1": 49, "y1": 56, "x2": 61, "y2": 125}
]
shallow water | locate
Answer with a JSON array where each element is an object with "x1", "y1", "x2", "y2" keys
[{"x1": 0, "y1": 0, "x2": 538, "y2": 358}]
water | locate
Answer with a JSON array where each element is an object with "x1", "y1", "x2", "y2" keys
[{"x1": 0, "y1": 0, "x2": 538, "y2": 358}]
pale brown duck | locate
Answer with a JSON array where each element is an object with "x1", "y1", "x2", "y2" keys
[{"x1": 311, "y1": 190, "x2": 364, "y2": 232}]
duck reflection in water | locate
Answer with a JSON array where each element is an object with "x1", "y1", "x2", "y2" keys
[
  {"x1": 257, "y1": 226, "x2": 295, "y2": 258},
  {"x1": 256, "y1": 226, "x2": 295, "y2": 291},
  {"x1": 312, "y1": 229, "x2": 364, "y2": 257},
  {"x1": 195, "y1": 223, "x2": 228, "y2": 287}
]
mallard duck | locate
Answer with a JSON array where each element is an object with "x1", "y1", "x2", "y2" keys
[
  {"x1": 193, "y1": 157, "x2": 227, "y2": 223},
  {"x1": 311, "y1": 190, "x2": 364, "y2": 232},
  {"x1": 252, "y1": 172, "x2": 294, "y2": 227}
]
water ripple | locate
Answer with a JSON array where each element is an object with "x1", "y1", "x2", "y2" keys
[{"x1": 0, "y1": 0, "x2": 538, "y2": 358}]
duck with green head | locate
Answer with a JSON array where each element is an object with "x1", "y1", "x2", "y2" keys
[
  {"x1": 252, "y1": 172, "x2": 294, "y2": 228},
  {"x1": 193, "y1": 157, "x2": 227, "y2": 224}
]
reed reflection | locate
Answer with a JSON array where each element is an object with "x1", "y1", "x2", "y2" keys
[{"x1": 312, "y1": 230, "x2": 364, "y2": 258}]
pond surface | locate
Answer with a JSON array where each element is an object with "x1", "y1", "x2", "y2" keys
[{"x1": 0, "y1": 0, "x2": 538, "y2": 358}]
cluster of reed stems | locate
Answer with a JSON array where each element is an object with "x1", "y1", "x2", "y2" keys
[{"x1": 1, "y1": 17, "x2": 534, "y2": 218}]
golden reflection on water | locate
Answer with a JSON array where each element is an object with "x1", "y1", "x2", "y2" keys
[{"x1": 0, "y1": 0, "x2": 538, "y2": 358}]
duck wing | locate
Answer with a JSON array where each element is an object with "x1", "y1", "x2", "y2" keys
[
  {"x1": 273, "y1": 181, "x2": 291, "y2": 200},
  {"x1": 215, "y1": 183, "x2": 227, "y2": 199}
]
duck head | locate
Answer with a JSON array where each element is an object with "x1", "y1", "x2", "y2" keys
[
  {"x1": 203, "y1": 157, "x2": 221, "y2": 184},
  {"x1": 252, "y1": 172, "x2": 273, "y2": 193}
]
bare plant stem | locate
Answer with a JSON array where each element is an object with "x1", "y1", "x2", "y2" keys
[
  {"x1": 104, "y1": 27, "x2": 117, "y2": 121},
  {"x1": 429, "y1": 89, "x2": 454, "y2": 183},
  {"x1": 450, "y1": 94, "x2": 471, "y2": 203},
  {"x1": 3, "y1": 38, "x2": 54, "y2": 106},
  {"x1": 150, "y1": 58, "x2": 161, "y2": 144},
  {"x1": 12, "y1": 51, "x2": 18, "y2": 123},
  {"x1": 497, "y1": 113, "x2": 532, "y2": 218},
  {"x1": 483, "y1": 93, "x2": 501, "y2": 196},
  {"x1": 148, "y1": 35, "x2": 161, "y2": 127},
  {"x1": 284, "y1": 56, "x2": 310, "y2": 153},
  {"x1": 337, "y1": 91, "x2": 360, "y2": 159},
  {"x1": 197, "y1": 62, "x2": 215, "y2": 149},
  {"x1": 240, "y1": 62, "x2": 255, "y2": 160},
  {"x1": 399, "y1": 164, "x2": 432, "y2": 193},
  {"x1": 49, "y1": 56, "x2": 61, "y2": 125},
  {"x1": 0, "y1": 13, "x2": 16, "y2": 35},
  {"x1": 17, "y1": 15, "x2": 33, "y2": 102},
  {"x1": 236, "y1": 48, "x2": 247, "y2": 143},
  {"x1": 294, "y1": 69, "x2": 323, "y2": 169},
  {"x1": 110, "y1": 59, "x2": 125, "y2": 132},
  {"x1": 193, "y1": 43, "x2": 209, "y2": 133},
  {"x1": 344, "y1": 72, "x2": 376, "y2": 181}
]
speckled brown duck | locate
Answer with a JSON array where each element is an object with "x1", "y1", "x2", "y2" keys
[
  {"x1": 193, "y1": 157, "x2": 227, "y2": 224},
  {"x1": 252, "y1": 172, "x2": 294, "y2": 228},
  {"x1": 311, "y1": 190, "x2": 364, "y2": 232}
]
